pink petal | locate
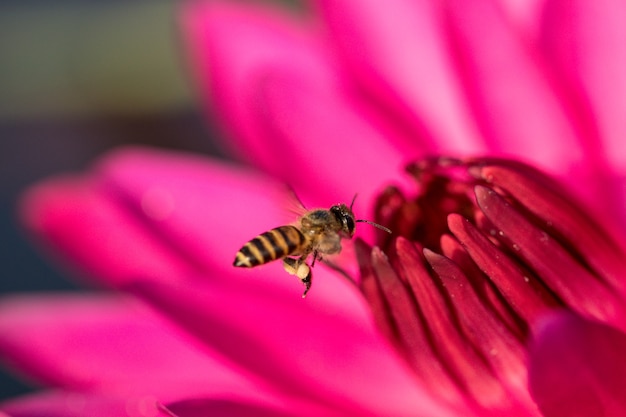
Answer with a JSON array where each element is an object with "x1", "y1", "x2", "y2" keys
[
  {"x1": 180, "y1": 1, "x2": 329, "y2": 166},
  {"x1": 498, "y1": 0, "x2": 546, "y2": 38},
  {"x1": 445, "y1": 0, "x2": 590, "y2": 182},
  {"x1": 315, "y1": 0, "x2": 485, "y2": 154},
  {"x1": 255, "y1": 70, "x2": 415, "y2": 212},
  {"x1": 1, "y1": 391, "x2": 168, "y2": 417},
  {"x1": 528, "y1": 312, "x2": 626, "y2": 417},
  {"x1": 94, "y1": 147, "x2": 375, "y2": 302},
  {"x1": 0, "y1": 293, "x2": 258, "y2": 402},
  {"x1": 182, "y1": 1, "x2": 413, "y2": 210},
  {"x1": 19, "y1": 174, "x2": 191, "y2": 288},
  {"x1": 94, "y1": 147, "x2": 289, "y2": 282},
  {"x1": 21, "y1": 147, "x2": 377, "y2": 311},
  {"x1": 541, "y1": 0, "x2": 626, "y2": 223},
  {"x1": 20, "y1": 147, "x2": 292, "y2": 291},
  {"x1": 128, "y1": 277, "x2": 456, "y2": 417}
]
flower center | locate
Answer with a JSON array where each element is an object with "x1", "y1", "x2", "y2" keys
[{"x1": 357, "y1": 157, "x2": 626, "y2": 412}]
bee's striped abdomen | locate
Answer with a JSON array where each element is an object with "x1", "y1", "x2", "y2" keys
[{"x1": 233, "y1": 225, "x2": 305, "y2": 268}]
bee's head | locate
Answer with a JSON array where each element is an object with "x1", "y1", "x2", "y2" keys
[
  {"x1": 330, "y1": 204, "x2": 356, "y2": 237},
  {"x1": 331, "y1": 195, "x2": 392, "y2": 238}
]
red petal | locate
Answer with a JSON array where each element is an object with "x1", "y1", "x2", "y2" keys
[
  {"x1": 439, "y1": 232, "x2": 526, "y2": 336},
  {"x1": 447, "y1": 213, "x2": 558, "y2": 324},
  {"x1": 475, "y1": 185, "x2": 626, "y2": 330},
  {"x1": 423, "y1": 250, "x2": 533, "y2": 408},
  {"x1": 355, "y1": 239, "x2": 396, "y2": 343},
  {"x1": 477, "y1": 162, "x2": 626, "y2": 296},
  {"x1": 393, "y1": 238, "x2": 505, "y2": 408}
]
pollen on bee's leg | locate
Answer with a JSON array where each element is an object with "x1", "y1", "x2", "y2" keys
[
  {"x1": 283, "y1": 258, "x2": 312, "y2": 297},
  {"x1": 297, "y1": 263, "x2": 312, "y2": 298}
]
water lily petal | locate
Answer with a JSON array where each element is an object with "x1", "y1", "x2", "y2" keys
[
  {"x1": 256, "y1": 70, "x2": 414, "y2": 211},
  {"x1": 0, "y1": 293, "x2": 259, "y2": 401},
  {"x1": 445, "y1": 0, "x2": 587, "y2": 178},
  {"x1": 1, "y1": 391, "x2": 168, "y2": 417},
  {"x1": 422, "y1": 249, "x2": 532, "y2": 407},
  {"x1": 447, "y1": 213, "x2": 558, "y2": 324},
  {"x1": 315, "y1": 0, "x2": 484, "y2": 154},
  {"x1": 19, "y1": 174, "x2": 192, "y2": 288},
  {"x1": 475, "y1": 185, "x2": 626, "y2": 329},
  {"x1": 182, "y1": 1, "x2": 413, "y2": 210},
  {"x1": 21, "y1": 146, "x2": 377, "y2": 311},
  {"x1": 476, "y1": 162, "x2": 626, "y2": 296},
  {"x1": 528, "y1": 312, "x2": 626, "y2": 417},
  {"x1": 95, "y1": 147, "x2": 379, "y2": 304},
  {"x1": 542, "y1": 0, "x2": 626, "y2": 169},
  {"x1": 128, "y1": 277, "x2": 455, "y2": 417},
  {"x1": 95, "y1": 147, "x2": 290, "y2": 279},
  {"x1": 498, "y1": 0, "x2": 545, "y2": 38},
  {"x1": 180, "y1": 1, "x2": 328, "y2": 167},
  {"x1": 541, "y1": 0, "x2": 626, "y2": 224},
  {"x1": 21, "y1": 147, "x2": 293, "y2": 290}
]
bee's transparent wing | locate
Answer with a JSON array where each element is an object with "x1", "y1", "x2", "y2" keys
[{"x1": 281, "y1": 183, "x2": 309, "y2": 221}]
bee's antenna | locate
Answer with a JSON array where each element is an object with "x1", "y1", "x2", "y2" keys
[
  {"x1": 350, "y1": 194, "x2": 358, "y2": 211},
  {"x1": 356, "y1": 219, "x2": 392, "y2": 234}
]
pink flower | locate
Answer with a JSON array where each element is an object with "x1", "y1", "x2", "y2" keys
[{"x1": 2, "y1": 1, "x2": 626, "y2": 416}]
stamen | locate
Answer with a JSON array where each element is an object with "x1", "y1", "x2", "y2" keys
[{"x1": 357, "y1": 156, "x2": 626, "y2": 411}]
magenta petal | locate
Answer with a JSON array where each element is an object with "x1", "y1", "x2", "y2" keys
[
  {"x1": 1, "y1": 391, "x2": 168, "y2": 417},
  {"x1": 0, "y1": 293, "x2": 255, "y2": 401},
  {"x1": 127, "y1": 278, "x2": 455, "y2": 417},
  {"x1": 95, "y1": 147, "x2": 290, "y2": 280},
  {"x1": 528, "y1": 312, "x2": 626, "y2": 417},
  {"x1": 445, "y1": 0, "x2": 587, "y2": 177},
  {"x1": 94, "y1": 147, "x2": 374, "y2": 301},
  {"x1": 19, "y1": 174, "x2": 191, "y2": 287},
  {"x1": 542, "y1": 0, "x2": 626, "y2": 174},
  {"x1": 316, "y1": 0, "x2": 485, "y2": 154},
  {"x1": 256, "y1": 71, "x2": 415, "y2": 210},
  {"x1": 22, "y1": 147, "x2": 296, "y2": 292},
  {"x1": 498, "y1": 0, "x2": 546, "y2": 38},
  {"x1": 180, "y1": 1, "x2": 328, "y2": 165},
  {"x1": 182, "y1": 1, "x2": 414, "y2": 210}
]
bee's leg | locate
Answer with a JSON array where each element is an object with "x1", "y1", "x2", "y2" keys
[
  {"x1": 310, "y1": 250, "x2": 321, "y2": 268},
  {"x1": 283, "y1": 257, "x2": 312, "y2": 298}
]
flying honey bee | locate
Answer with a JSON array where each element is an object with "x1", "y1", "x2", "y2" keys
[{"x1": 233, "y1": 196, "x2": 391, "y2": 298}]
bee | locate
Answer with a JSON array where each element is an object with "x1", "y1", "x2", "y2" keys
[{"x1": 233, "y1": 196, "x2": 391, "y2": 297}]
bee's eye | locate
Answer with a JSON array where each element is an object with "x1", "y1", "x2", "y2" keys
[{"x1": 345, "y1": 216, "x2": 355, "y2": 234}]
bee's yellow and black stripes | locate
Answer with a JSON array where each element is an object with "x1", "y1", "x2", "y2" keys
[{"x1": 234, "y1": 225, "x2": 305, "y2": 268}]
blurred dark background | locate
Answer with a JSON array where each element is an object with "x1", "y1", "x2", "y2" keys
[{"x1": 0, "y1": 1, "x2": 225, "y2": 399}]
